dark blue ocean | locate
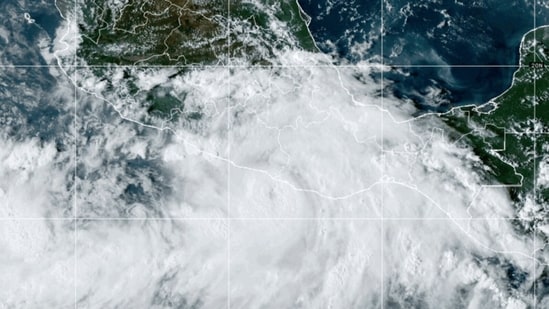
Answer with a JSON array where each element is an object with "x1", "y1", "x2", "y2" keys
[
  {"x1": 4, "y1": 0, "x2": 546, "y2": 113},
  {"x1": 0, "y1": 0, "x2": 61, "y2": 66},
  {"x1": 0, "y1": 0, "x2": 68, "y2": 143},
  {"x1": 299, "y1": 0, "x2": 546, "y2": 111}
]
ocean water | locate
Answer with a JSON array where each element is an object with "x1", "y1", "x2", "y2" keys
[
  {"x1": 0, "y1": 1, "x2": 545, "y2": 307},
  {"x1": 299, "y1": 0, "x2": 541, "y2": 111},
  {"x1": 0, "y1": 0, "x2": 62, "y2": 66}
]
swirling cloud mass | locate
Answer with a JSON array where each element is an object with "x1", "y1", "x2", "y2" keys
[{"x1": 0, "y1": 0, "x2": 546, "y2": 308}]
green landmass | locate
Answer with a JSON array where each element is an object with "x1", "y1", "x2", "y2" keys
[
  {"x1": 442, "y1": 26, "x2": 549, "y2": 208},
  {"x1": 77, "y1": 0, "x2": 316, "y2": 66},
  {"x1": 76, "y1": 0, "x2": 317, "y2": 121},
  {"x1": 229, "y1": 0, "x2": 317, "y2": 64},
  {"x1": 78, "y1": 0, "x2": 229, "y2": 65}
]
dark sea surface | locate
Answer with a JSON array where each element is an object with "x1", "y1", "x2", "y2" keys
[
  {"x1": 299, "y1": 0, "x2": 544, "y2": 111},
  {"x1": 0, "y1": 0, "x2": 62, "y2": 66},
  {"x1": 0, "y1": 0, "x2": 69, "y2": 143}
]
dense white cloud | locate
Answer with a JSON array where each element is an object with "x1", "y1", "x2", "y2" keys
[
  {"x1": 0, "y1": 53, "x2": 540, "y2": 307},
  {"x1": 0, "y1": 219, "x2": 75, "y2": 307},
  {"x1": 220, "y1": 61, "x2": 535, "y2": 307},
  {"x1": 76, "y1": 219, "x2": 228, "y2": 308},
  {"x1": 0, "y1": 137, "x2": 73, "y2": 218},
  {"x1": 2, "y1": 51, "x2": 540, "y2": 307},
  {"x1": 0, "y1": 1, "x2": 545, "y2": 306}
]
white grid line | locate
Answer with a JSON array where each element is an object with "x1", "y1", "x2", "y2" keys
[
  {"x1": 0, "y1": 217, "x2": 536, "y2": 221},
  {"x1": 380, "y1": 0, "x2": 385, "y2": 307},
  {"x1": 0, "y1": 64, "x2": 525, "y2": 68},
  {"x1": 73, "y1": 0, "x2": 78, "y2": 307},
  {"x1": 227, "y1": 1, "x2": 231, "y2": 309},
  {"x1": 3, "y1": 1, "x2": 542, "y2": 307},
  {"x1": 533, "y1": 0, "x2": 538, "y2": 307}
]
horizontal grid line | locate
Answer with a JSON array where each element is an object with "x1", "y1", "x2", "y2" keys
[
  {"x1": 7, "y1": 3, "x2": 542, "y2": 308},
  {"x1": 0, "y1": 64, "x2": 525, "y2": 69},
  {"x1": 0, "y1": 217, "x2": 536, "y2": 221}
]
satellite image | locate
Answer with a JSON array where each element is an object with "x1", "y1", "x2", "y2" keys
[{"x1": 0, "y1": 0, "x2": 548, "y2": 308}]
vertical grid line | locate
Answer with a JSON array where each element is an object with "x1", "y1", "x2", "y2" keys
[
  {"x1": 73, "y1": 0, "x2": 78, "y2": 308},
  {"x1": 380, "y1": 0, "x2": 385, "y2": 308},
  {"x1": 533, "y1": 0, "x2": 537, "y2": 307},
  {"x1": 226, "y1": 1, "x2": 231, "y2": 309},
  {"x1": 52, "y1": 2, "x2": 541, "y2": 308}
]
